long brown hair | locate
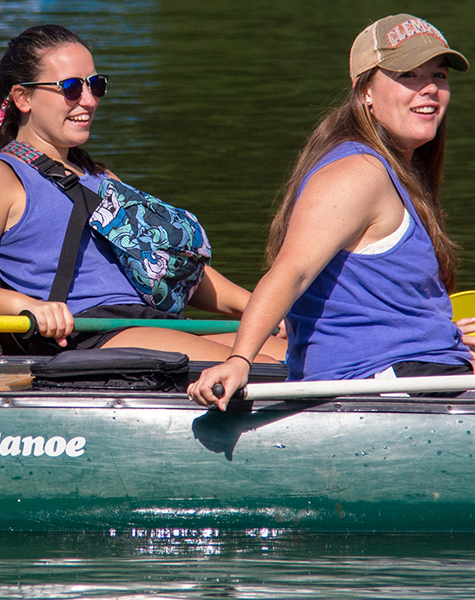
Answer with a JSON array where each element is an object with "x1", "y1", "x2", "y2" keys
[
  {"x1": 0, "y1": 24, "x2": 106, "y2": 174},
  {"x1": 266, "y1": 68, "x2": 457, "y2": 293}
]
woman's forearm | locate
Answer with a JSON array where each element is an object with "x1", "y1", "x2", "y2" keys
[
  {"x1": 0, "y1": 289, "x2": 74, "y2": 346},
  {"x1": 187, "y1": 266, "x2": 251, "y2": 316}
]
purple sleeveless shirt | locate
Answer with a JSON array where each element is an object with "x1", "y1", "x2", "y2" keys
[
  {"x1": 0, "y1": 153, "x2": 144, "y2": 315},
  {"x1": 285, "y1": 142, "x2": 471, "y2": 381}
]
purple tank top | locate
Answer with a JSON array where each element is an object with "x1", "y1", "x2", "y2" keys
[
  {"x1": 285, "y1": 141, "x2": 471, "y2": 381},
  {"x1": 0, "y1": 153, "x2": 144, "y2": 315}
]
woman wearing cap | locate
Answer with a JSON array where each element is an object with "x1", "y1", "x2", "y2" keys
[{"x1": 188, "y1": 13, "x2": 474, "y2": 410}]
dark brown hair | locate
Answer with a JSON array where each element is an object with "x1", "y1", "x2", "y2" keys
[
  {"x1": 266, "y1": 68, "x2": 457, "y2": 293},
  {"x1": 0, "y1": 24, "x2": 106, "y2": 174}
]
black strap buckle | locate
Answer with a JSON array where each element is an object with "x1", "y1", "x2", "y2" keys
[
  {"x1": 31, "y1": 155, "x2": 80, "y2": 191},
  {"x1": 54, "y1": 172, "x2": 80, "y2": 190}
]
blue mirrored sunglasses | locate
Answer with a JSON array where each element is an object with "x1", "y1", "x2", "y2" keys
[{"x1": 19, "y1": 74, "x2": 109, "y2": 101}]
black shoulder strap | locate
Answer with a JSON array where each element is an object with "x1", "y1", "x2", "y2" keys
[{"x1": 30, "y1": 155, "x2": 102, "y2": 303}]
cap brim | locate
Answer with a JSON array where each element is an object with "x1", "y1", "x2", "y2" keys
[{"x1": 380, "y1": 47, "x2": 470, "y2": 73}]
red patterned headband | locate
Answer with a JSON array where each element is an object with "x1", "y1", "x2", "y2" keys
[{"x1": 0, "y1": 93, "x2": 12, "y2": 128}]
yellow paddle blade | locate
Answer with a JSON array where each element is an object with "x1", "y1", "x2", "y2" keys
[{"x1": 450, "y1": 290, "x2": 475, "y2": 322}]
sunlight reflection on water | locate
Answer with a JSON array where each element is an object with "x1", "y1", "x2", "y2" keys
[{"x1": 1, "y1": 530, "x2": 475, "y2": 599}]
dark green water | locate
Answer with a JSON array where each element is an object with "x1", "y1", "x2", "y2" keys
[{"x1": 2, "y1": 0, "x2": 475, "y2": 596}]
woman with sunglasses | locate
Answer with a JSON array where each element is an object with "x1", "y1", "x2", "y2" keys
[
  {"x1": 0, "y1": 24, "x2": 286, "y2": 360},
  {"x1": 188, "y1": 14, "x2": 475, "y2": 410}
]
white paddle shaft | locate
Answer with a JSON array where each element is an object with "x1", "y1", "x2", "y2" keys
[{"x1": 242, "y1": 374, "x2": 475, "y2": 400}]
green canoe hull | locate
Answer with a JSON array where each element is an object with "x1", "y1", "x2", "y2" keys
[{"x1": 1, "y1": 388, "x2": 475, "y2": 533}]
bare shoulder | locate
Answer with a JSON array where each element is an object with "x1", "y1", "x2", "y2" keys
[
  {"x1": 300, "y1": 152, "x2": 396, "y2": 211},
  {"x1": 307, "y1": 152, "x2": 391, "y2": 191},
  {"x1": 0, "y1": 159, "x2": 26, "y2": 233},
  {"x1": 104, "y1": 169, "x2": 121, "y2": 181}
]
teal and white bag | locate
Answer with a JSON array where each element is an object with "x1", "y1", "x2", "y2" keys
[{"x1": 90, "y1": 179, "x2": 212, "y2": 314}]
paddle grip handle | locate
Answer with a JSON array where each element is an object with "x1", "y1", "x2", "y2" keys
[
  {"x1": 211, "y1": 383, "x2": 246, "y2": 401},
  {"x1": 19, "y1": 310, "x2": 38, "y2": 339},
  {"x1": 212, "y1": 383, "x2": 225, "y2": 398}
]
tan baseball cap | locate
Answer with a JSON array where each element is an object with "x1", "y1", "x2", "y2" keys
[{"x1": 350, "y1": 14, "x2": 470, "y2": 80}]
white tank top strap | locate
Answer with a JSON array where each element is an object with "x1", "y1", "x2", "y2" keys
[{"x1": 356, "y1": 209, "x2": 411, "y2": 255}]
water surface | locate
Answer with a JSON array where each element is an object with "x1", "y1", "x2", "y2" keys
[{"x1": 2, "y1": 530, "x2": 475, "y2": 599}]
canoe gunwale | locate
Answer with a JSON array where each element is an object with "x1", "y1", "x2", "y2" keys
[
  {"x1": 0, "y1": 354, "x2": 474, "y2": 413},
  {"x1": 0, "y1": 390, "x2": 474, "y2": 413}
]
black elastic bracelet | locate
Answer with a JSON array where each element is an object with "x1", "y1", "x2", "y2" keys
[{"x1": 226, "y1": 354, "x2": 252, "y2": 371}]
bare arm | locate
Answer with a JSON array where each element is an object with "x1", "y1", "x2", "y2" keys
[
  {"x1": 188, "y1": 154, "x2": 406, "y2": 409},
  {"x1": 187, "y1": 266, "x2": 252, "y2": 317},
  {"x1": 0, "y1": 161, "x2": 74, "y2": 346}
]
